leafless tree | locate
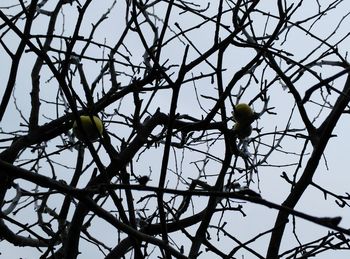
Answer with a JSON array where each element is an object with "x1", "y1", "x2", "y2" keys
[{"x1": 1, "y1": 0, "x2": 350, "y2": 258}]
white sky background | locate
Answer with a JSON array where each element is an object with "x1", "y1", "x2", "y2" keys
[{"x1": 1, "y1": 0, "x2": 350, "y2": 258}]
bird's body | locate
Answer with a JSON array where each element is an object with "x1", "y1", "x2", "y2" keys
[
  {"x1": 233, "y1": 123, "x2": 252, "y2": 139},
  {"x1": 73, "y1": 115, "x2": 103, "y2": 141}
]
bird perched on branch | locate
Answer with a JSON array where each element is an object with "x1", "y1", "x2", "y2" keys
[
  {"x1": 72, "y1": 115, "x2": 103, "y2": 141},
  {"x1": 232, "y1": 103, "x2": 255, "y2": 139}
]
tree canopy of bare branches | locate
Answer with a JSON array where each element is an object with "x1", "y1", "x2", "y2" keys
[{"x1": 1, "y1": 0, "x2": 350, "y2": 258}]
